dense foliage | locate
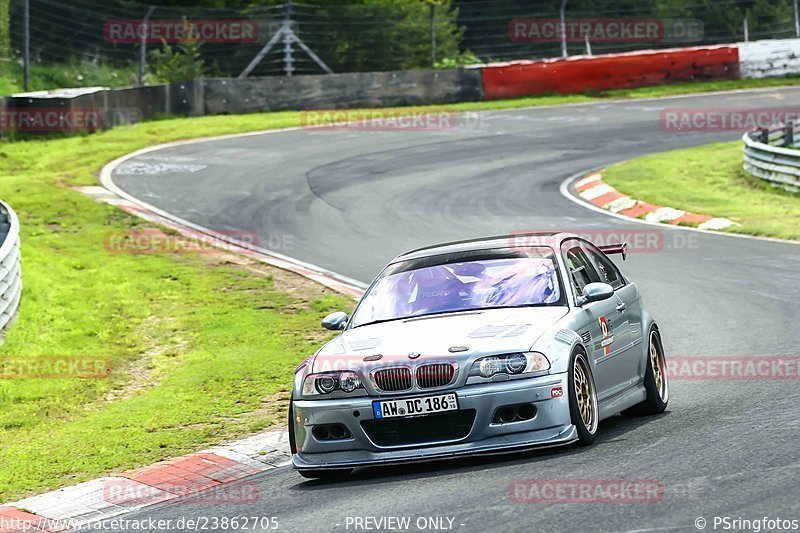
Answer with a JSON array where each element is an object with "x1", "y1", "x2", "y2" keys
[{"x1": 0, "y1": 0, "x2": 797, "y2": 84}]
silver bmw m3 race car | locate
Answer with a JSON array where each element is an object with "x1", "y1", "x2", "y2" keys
[{"x1": 290, "y1": 232, "x2": 669, "y2": 478}]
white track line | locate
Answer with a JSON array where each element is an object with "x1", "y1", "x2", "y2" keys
[
  {"x1": 99, "y1": 130, "x2": 368, "y2": 294},
  {"x1": 559, "y1": 168, "x2": 800, "y2": 247}
]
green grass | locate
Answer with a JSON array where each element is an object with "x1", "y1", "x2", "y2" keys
[
  {"x1": 603, "y1": 141, "x2": 800, "y2": 241},
  {"x1": 0, "y1": 111, "x2": 354, "y2": 501},
  {"x1": 1, "y1": 61, "x2": 140, "y2": 96}
]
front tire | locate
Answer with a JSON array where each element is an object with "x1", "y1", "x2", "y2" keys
[
  {"x1": 622, "y1": 327, "x2": 669, "y2": 416},
  {"x1": 288, "y1": 399, "x2": 297, "y2": 454},
  {"x1": 568, "y1": 348, "x2": 599, "y2": 446}
]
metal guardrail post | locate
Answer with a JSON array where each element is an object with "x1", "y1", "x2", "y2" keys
[
  {"x1": 785, "y1": 121, "x2": 794, "y2": 148},
  {"x1": 759, "y1": 128, "x2": 769, "y2": 144}
]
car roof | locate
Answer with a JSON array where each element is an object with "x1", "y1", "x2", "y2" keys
[{"x1": 391, "y1": 232, "x2": 578, "y2": 263}]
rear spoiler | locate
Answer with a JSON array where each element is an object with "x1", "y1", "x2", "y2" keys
[{"x1": 598, "y1": 242, "x2": 627, "y2": 261}]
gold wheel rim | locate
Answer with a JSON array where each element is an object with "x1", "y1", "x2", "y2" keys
[
  {"x1": 574, "y1": 356, "x2": 595, "y2": 430},
  {"x1": 650, "y1": 333, "x2": 667, "y2": 401}
]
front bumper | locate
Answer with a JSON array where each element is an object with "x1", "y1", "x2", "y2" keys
[{"x1": 292, "y1": 373, "x2": 575, "y2": 471}]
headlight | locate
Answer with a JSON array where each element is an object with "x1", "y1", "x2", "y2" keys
[
  {"x1": 339, "y1": 371, "x2": 360, "y2": 392},
  {"x1": 302, "y1": 371, "x2": 363, "y2": 397},
  {"x1": 316, "y1": 375, "x2": 338, "y2": 394},
  {"x1": 469, "y1": 352, "x2": 550, "y2": 378}
]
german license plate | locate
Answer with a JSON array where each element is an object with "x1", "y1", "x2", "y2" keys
[{"x1": 372, "y1": 393, "x2": 458, "y2": 419}]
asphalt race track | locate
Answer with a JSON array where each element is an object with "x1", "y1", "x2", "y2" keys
[{"x1": 108, "y1": 88, "x2": 800, "y2": 532}]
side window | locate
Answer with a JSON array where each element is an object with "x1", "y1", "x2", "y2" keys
[
  {"x1": 586, "y1": 246, "x2": 625, "y2": 290},
  {"x1": 561, "y1": 241, "x2": 602, "y2": 296}
]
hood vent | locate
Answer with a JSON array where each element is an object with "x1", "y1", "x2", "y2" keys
[
  {"x1": 502, "y1": 324, "x2": 531, "y2": 338},
  {"x1": 349, "y1": 338, "x2": 381, "y2": 351},
  {"x1": 469, "y1": 324, "x2": 513, "y2": 338},
  {"x1": 580, "y1": 331, "x2": 592, "y2": 345}
]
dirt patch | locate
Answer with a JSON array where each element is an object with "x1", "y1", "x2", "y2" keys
[
  {"x1": 101, "y1": 314, "x2": 188, "y2": 404},
  {"x1": 208, "y1": 251, "x2": 341, "y2": 304}
]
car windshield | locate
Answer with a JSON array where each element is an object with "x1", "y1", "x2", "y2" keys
[{"x1": 350, "y1": 247, "x2": 563, "y2": 327}]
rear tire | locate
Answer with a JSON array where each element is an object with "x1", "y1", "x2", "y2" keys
[
  {"x1": 622, "y1": 327, "x2": 669, "y2": 417},
  {"x1": 568, "y1": 348, "x2": 598, "y2": 446}
]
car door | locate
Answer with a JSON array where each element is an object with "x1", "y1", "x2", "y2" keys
[
  {"x1": 583, "y1": 241, "x2": 646, "y2": 392},
  {"x1": 561, "y1": 239, "x2": 631, "y2": 401}
]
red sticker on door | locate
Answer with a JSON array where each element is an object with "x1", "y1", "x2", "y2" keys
[
  {"x1": 598, "y1": 315, "x2": 614, "y2": 355},
  {"x1": 551, "y1": 387, "x2": 563, "y2": 398}
]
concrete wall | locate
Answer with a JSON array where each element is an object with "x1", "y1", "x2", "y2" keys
[
  {"x1": 1, "y1": 69, "x2": 482, "y2": 134},
  {"x1": 1, "y1": 81, "x2": 206, "y2": 135},
  {"x1": 203, "y1": 69, "x2": 483, "y2": 114},
  {"x1": 105, "y1": 85, "x2": 169, "y2": 120},
  {"x1": 739, "y1": 39, "x2": 800, "y2": 79},
  {"x1": 481, "y1": 46, "x2": 739, "y2": 100},
  {"x1": 3, "y1": 87, "x2": 108, "y2": 133}
]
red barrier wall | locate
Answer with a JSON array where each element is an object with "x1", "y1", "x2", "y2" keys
[{"x1": 481, "y1": 46, "x2": 740, "y2": 100}]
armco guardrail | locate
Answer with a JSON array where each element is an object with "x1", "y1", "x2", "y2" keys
[
  {"x1": 742, "y1": 123, "x2": 800, "y2": 191},
  {"x1": 0, "y1": 200, "x2": 22, "y2": 344}
]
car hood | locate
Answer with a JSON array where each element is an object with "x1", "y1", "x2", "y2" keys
[{"x1": 311, "y1": 307, "x2": 569, "y2": 372}]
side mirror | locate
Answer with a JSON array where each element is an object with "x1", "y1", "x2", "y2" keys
[
  {"x1": 577, "y1": 282, "x2": 614, "y2": 306},
  {"x1": 322, "y1": 311, "x2": 348, "y2": 331}
]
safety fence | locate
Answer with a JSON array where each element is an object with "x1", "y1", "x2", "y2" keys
[
  {"x1": 0, "y1": 200, "x2": 21, "y2": 345},
  {"x1": 5, "y1": 0, "x2": 798, "y2": 85},
  {"x1": 743, "y1": 123, "x2": 800, "y2": 191},
  {"x1": 1, "y1": 38, "x2": 799, "y2": 135}
]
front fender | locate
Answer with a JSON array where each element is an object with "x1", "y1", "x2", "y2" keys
[
  {"x1": 292, "y1": 368, "x2": 307, "y2": 401},
  {"x1": 635, "y1": 308, "x2": 660, "y2": 374},
  {"x1": 532, "y1": 328, "x2": 586, "y2": 375}
]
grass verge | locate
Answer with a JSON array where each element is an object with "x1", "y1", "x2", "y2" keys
[
  {"x1": 603, "y1": 141, "x2": 800, "y2": 241},
  {"x1": 0, "y1": 112, "x2": 354, "y2": 502},
  {"x1": 1, "y1": 62, "x2": 140, "y2": 96}
]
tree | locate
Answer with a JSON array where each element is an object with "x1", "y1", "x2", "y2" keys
[
  {"x1": 0, "y1": 0, "x2": 10, "y2": 76},
  {"x1": 148, "y1": 18, "x2": 205, "y2": 83}
]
